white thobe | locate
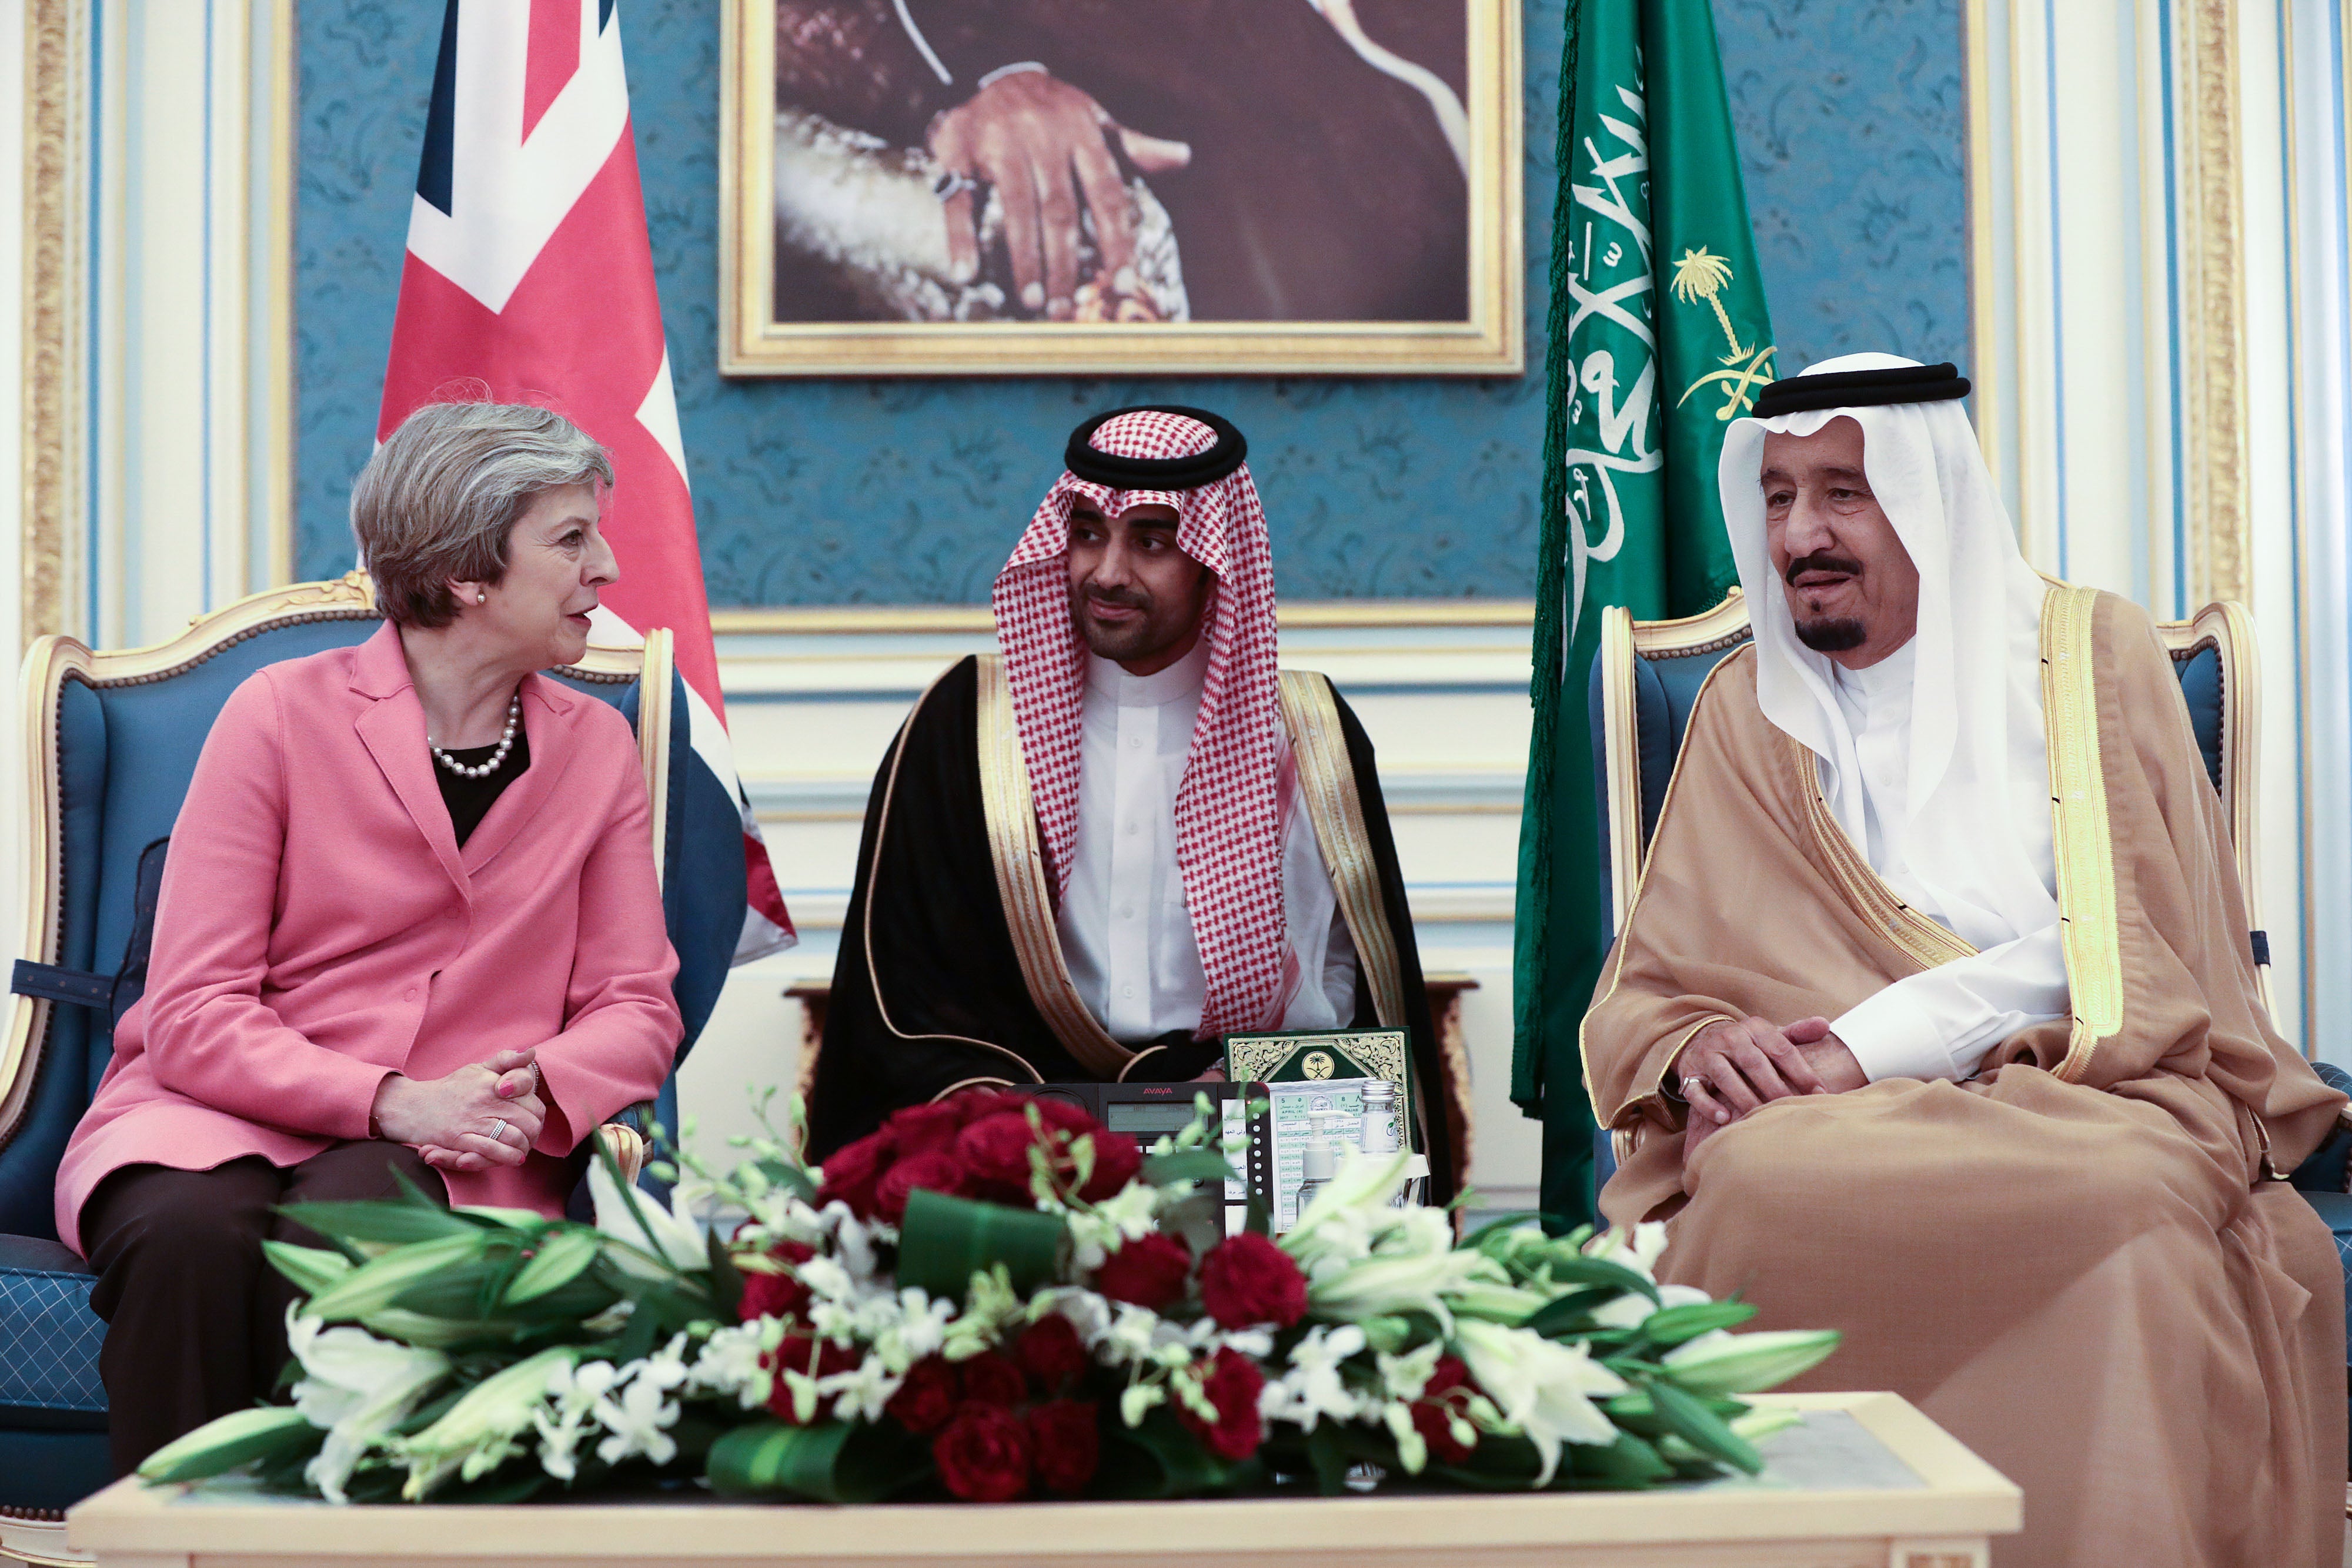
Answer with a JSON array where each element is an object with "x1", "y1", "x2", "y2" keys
[
  {"x1": 1824, "y1": 643, "x2": 2072, "y2": 1083},
  {"x1": 1055, "y1": 641, "x2": 1358, "y2": 1043}
]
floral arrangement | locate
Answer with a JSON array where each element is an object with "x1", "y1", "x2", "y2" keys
[{"x1": 142, "y1": 1090, "x2": 1838, "y2": 1505}]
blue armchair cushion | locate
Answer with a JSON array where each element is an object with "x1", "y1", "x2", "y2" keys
[{"x1": 0, "y1": 1233, "x2": 103, "y2": 1429}]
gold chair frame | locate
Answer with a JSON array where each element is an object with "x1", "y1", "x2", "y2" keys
[
  {"x1": 1595, "y1": 588, "x2": 2270, "y2": 1012},
  {"x1": 0, "y1": 574, "x2": 676, "y2": 1165}
]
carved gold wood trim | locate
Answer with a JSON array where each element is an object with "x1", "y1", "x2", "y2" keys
[
  {"x1": 2177, "y1": 0, "x2": 2251, "y2": 606},
  {"x1": 21, "y1": 0, "x2": 87, "y2": 646},
  {"x1": 636, "y1": 629, "x2": 675, "y2": 890},
  {"x1": 2156, "y1": 598, "x2": 2274, "y2": 1018}
]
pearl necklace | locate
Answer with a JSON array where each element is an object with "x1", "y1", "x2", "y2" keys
[{"x1": 429, "y1": 694, "x2": 521, "y2": 780}]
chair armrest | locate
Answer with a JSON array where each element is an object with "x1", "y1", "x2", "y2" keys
[
  {"x1": 2288, "y1": 1061, "x2": 2352, "y2": 1195},
  {"x1": 594, "y1": 1123, "x2": 648, "y2": 1187}
]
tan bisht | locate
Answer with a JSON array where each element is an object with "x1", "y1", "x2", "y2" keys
[{"x1": 1586, "y1": 584, "x2": 2347, "y2": 1568}]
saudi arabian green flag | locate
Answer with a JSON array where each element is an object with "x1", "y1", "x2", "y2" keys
[{"x1": 1510, "y1": 0, "x2": 1775, "y2": 1228}]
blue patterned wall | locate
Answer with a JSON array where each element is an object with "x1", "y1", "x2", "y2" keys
[
  {"x1": 293, "y1": 0, "x2": 1967, "y2": 605},
  {"x1": 1715, "y1": 0, "x2": 1972, "y2": 371}
]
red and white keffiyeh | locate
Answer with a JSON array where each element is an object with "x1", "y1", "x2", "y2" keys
[{"x1": 991, "y1": 410, "x2": 1284, "y2": 1039}]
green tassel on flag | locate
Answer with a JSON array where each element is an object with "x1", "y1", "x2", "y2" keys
[{"x1": 1511, "y1": 0, "x2": 1775, "y2": 1230}]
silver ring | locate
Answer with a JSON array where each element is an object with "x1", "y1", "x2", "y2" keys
[
  {"x1": 1679, "y1": 1078, "x2": 1705, "y2": 1098},
  {"x1": 489, "y1": 1118, "x2": 509, "y2": 1142}
]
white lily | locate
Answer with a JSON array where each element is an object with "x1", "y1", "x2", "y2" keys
[
  {"x1": 1381, "y1": 1398, "x2": 1430, "y2": 1473},
  {"x1": 398, "y1": 1346, "x2": 582, "y2": 1499},
  {"x1": 1119, "y1": 1382, "x2": 1166, "y2": 1427},
  {"x1": 1259, "y1": 1324, "x2": 1367, "y2": 1432},
  {"x1": 1375, "y1": 1340, "x2": 1444, "y2": 1403},
  {"x1": 1582, "y1": 1221, "x2": 1670, "y2": 1281},
  {"x1": 283, "y1": 1311, "x2": 450, "y2": 1505},
  {"x1": 1307, "y1": 1246, "x2": 1495, "y2": 1329},
  {"x1": 534, "y1": 1360, "x2": 619, "y2": 1483},
  {"x1": 1588, "y1": 1281, "x2": 1713, "y2": 1331},
  {"x1": 586, "y1": 1159, "x2": 705, "y2": 1274},
  {"x1": 1451, "y1": 1319, "x2": 1626, "y2": 1486},
  {"x1": 593, "y1": 1350, "x2": 689, "y2": 1467},
  {"x1": 1661, "y1": 1328, "x2": 1841, "y2": 1396},
  {"x1": 1065, "y1": 1181, "x2": 1161, "y2": 1271},
  {"x1": 1448, "y1": 1278, "x2": 1554, "y2": 1323},
  {"x1": 685, "y1": 1321, "x2": 771, "y2": 1409},
  {"x1": 817, "y1": 1352, "x2": 903, "y2": 1425},
  {"x1": 1100, "y1": 1302, "x2": 1166, "y2": 1368},
  {"x1": 1281, "y1": 1150, "x2": 1414, "y2": 1267},
  {"x1": 872, "y1": 1288, "x2": 956, "y2": 1373}
]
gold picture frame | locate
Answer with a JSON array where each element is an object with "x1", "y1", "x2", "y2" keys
[{"x1": 719, "y1": 0, "x2": 1524, "y2": 376}]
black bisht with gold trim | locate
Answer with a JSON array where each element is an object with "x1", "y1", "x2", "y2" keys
[{"x1": 806, "y1": 653, "x2": 1456, "y2": 1203}]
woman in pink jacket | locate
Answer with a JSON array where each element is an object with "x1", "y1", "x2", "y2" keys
[{"x1": 55, "y1": 401, "x2": 683, "y2": 1473}]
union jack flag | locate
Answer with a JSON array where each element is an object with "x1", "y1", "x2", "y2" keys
[{"x1": 379, "y1": 0, "x2": 794, "y2": 959}]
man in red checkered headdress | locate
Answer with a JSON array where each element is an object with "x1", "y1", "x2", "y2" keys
[{"x1": 809, "y1": 407, "x2": 1457, "y2": 1200}]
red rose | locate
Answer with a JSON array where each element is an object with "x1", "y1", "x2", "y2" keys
[
  {"x1": 1074, "y1": 1130, "x2": 1144, "y2": 1201},
  {"x1": 1025, "y1": 1400, "x2": 1101, "y2": 1495},
  {"x1": 1177, "y1": 1347, "x2": 1267, "y2": 1462},
  {"x1": 956, "y1": 1112, "x2": 1048, "y2": 1201},
  {"x1": 1091, "y1": 1232, "x2": 1192, "y2": 1310},
  {"x1": 764, "y1": 1335, "x2": 860, "y2": 1423},
  {"x1": 1197, "y1": 1232, "x2": 1308, "y2": 1329},
  {"x1": 813, "y1": 1129, "x2": 893, "y2": 1219},
  {"x1": 874, "y1": 1148, "x2": 970, "y2": 1225},
  {"x1": 1410, "y1": 1355, "x2": 1478, "y2": 1465},
  {"x1": 955, "y1": 1350, "x2": 1028, "y2": 1407},
  {"x1": 883, "y1": 1102, "x2": 965, "y2": 1155},
  {"x1": 932, "y1": 1402, "x2": 1033, "y2": 1502},
  {"x1": 736, "y1": 1239, "x2": 816, "y2": 1324},
  {"x1": 1013, "y1": 1313, "x2": 1090, "y2": 1391},
  {"x1": 886, "y1": 1356, "x2": 958, "y2": 1435}
]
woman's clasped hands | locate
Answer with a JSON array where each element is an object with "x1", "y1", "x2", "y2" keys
[{"x1": 370, "y1": 1047, "x2": 548, "y2": 1174}]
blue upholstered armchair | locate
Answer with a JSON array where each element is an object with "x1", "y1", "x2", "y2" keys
[
  {"x1": 1583, "y1": 589, "x2": 2352, "y2": 1425},
  {"x1": 0, "y1": 577, "x2": 745, "y2": 1536}
]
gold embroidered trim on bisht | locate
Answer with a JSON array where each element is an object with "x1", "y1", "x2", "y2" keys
[
  {"x1": 861, "y1": 667, "x2": 1041, "y2": 1085},
  {"x1": 2040, "y1": 584, "x2": 2124, "y2": 1081},
  {"x1": 1581, "y1": 656, "x2": 1755, "y2": 1128},
  {"x1": 974, "y1": 654, "x2": 1134, "y2": 1079},
  {"x1": 1277, "y1": 671, "x2": 1411, "y2": 1032},
  {"x1": 1793, "y1": 735, "x2": 1979, "y2": 971}
]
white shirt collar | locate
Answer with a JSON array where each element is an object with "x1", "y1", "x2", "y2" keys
[
  {"x1": 1830, "y1": 637, "x2": 1916, "y2": 714},
  {"x1": 1084, "y1": 633, "x2": 1212, "y2": 708}
]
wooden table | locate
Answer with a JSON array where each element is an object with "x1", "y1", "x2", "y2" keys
[{"x1": 61, "y1": 1392, "x2": 2019, "y2": 1568}]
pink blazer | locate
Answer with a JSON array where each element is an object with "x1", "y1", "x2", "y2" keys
[{"x1": 55, "y1": 623, "x2": 682, "y2": 1253}]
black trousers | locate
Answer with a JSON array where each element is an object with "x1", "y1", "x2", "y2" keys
[{"x1": 80, "y1": 1142, "x2": 447, "y2": 1476}]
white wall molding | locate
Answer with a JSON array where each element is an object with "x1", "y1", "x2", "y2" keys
[
  {"x1": 86, "y1": 0, "x2": 292, "y2": 650},
  {"x1": 1973, "y1": 0, "x2": 2318, "y2": 1053}
]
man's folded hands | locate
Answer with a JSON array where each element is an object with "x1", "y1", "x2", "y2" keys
[{"x1": 1677, "y1": 1015, "x2": 1868, "y2": 1161}]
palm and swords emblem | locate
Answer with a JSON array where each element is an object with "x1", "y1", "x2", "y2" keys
[{"x1": 1669, "y1": 246, "x2": 1775, "y2": 418}]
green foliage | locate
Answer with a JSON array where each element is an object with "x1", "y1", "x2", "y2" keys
[
  {"x1": 705, "y1": 1422, "x2": 929, "y2": 1503},
  {"x1": 138, "y1": 1407, "x2": 322, "y2": 1485},
  {"x1": 1093, "y1": 1410, "x2": 1253, "y2": 1500}
]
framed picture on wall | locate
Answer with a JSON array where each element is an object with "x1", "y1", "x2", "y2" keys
[{"x1": 720, "y1": 1, "x2": 1522, "y2": 376}]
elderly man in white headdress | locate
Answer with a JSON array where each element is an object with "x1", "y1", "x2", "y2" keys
[{"x1": 1582, "y1": 355, "x2": 2347, "y2": 1566}]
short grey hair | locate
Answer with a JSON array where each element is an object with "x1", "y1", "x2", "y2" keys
[{"x1": 352, "y1": 400, "x2": 614, "y2": 628}]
